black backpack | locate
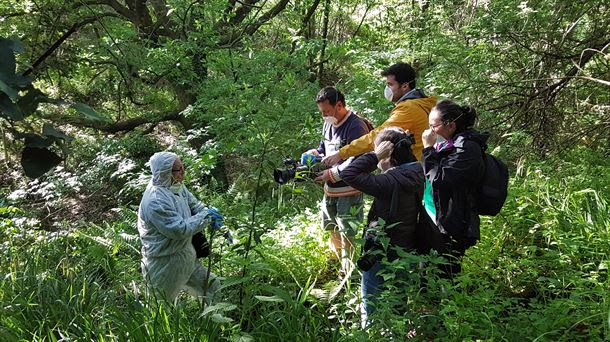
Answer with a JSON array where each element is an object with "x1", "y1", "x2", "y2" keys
[
  {"x1": 192, "y1": 232, "x2": 210, "y2": 258},
  {"x1": 475, "y1": 146, "x2": 509, "y2": 216}
]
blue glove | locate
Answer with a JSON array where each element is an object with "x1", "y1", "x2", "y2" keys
[
  {"x1": 301, "y1": 153, "x2": 317, "y2": 165},
  {"x1": 207, "y1": 208, "x2": 224, "y2": 230}
]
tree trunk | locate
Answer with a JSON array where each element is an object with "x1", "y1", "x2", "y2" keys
[{"x1": 318, "y1": 0, "x2": 330, "y2": 82}]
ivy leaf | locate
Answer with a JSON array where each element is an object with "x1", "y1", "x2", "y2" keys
[
  {"x1": 20, "y1": 147, "x2": 62, "y2": 178},
  {"x1": 70, "y1": 103, "x2": 111, "y2": 122}
]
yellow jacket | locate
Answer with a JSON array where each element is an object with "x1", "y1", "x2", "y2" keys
[{"x1": 339, "y1": 96, "x2": 437, "y2": 160}]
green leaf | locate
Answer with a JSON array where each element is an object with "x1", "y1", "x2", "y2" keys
[
  {"x1": 210, "y1": 313, "x2": 233, "y2": 323},
  {"x1": 0, "y1": 38, "x2": 16, "y2": 80},
  {"x1": 8, "y1": 74, "x2": 32, "y2": 89},
  {"x1": 0, "y1": 79, "x2": 18, "y2": 99},
  {"x1": 17, "y1": 88, "x2": 47, "y2": 115},
  {"x1": 254, "y1": 295, "x2": 284, "y2": 303},
  {"x1": 0, "y1": 93, "x2": 23, "y2": 121},
  {"x1": 20, "y1": 147, "x2": 62, "y2": 178},
  {"x1": 22, "y1": 133, "x2": 54, "y2": 148},
  {"x1": 42, "y1": 124, "x2": 73, "y2": 142},
  {"x1": 8, "y1": 38, "x2": 24, "y2": 53},
  {"x1": 70, "y1": 103, "x2": 111, "y2": 122},
  {"x1": 202, "y1": 302, "x2": 237, "y2": 317}
]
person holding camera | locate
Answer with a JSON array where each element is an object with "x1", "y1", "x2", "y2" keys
[
  {"x1": 302, "y1": 87, "x2": 370, "y2": 276},
  {"x1": 322, "y1": 62, "x2": 436, "y2": 168},
  {"x1": 421, "y1": 100, "x2": 487, "y2": 278},
  {"x1": 138, "y1": 151, "x2": 222, "y2": 304},
  {"x1": 340, "y1": 127, "x2": 424, "y2": 326}
]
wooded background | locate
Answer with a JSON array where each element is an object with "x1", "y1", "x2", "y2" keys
[{"x1": 0, "y1": 0, "x2": 608, "y2": 340}]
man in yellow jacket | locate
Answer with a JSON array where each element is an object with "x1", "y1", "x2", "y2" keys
[{"x1": 322, "y1": 62, "x2": 436, "y2": 166}]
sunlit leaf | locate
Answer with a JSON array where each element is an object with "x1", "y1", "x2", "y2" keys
[
  {"x1": 70, "y1": 103, "x2": 111, "y2": 122},
  {"x1": 42, "y1": 124, "x2": 73, "y2": 142},
  {"x1": 254, "y1": 295, "x2": 284, "y2": 302}
]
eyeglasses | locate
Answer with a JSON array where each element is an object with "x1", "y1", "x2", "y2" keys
[
  {"x1": 429, "y1": 122, "x2": 444, "y2": 129},
  {"x1": 172, "y1": 166, "x2": 185, "y2": 173},
  {"x1": 430, "y1": 113, "x2": 464, "y2": 130}
]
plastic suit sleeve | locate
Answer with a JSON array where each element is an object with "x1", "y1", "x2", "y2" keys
[
  {"x1": 186, "y1": 188, "x2": 206, "y2": 215},
  {"x1": 148, "y1": 197, "x2": 210, "y2": 240}
]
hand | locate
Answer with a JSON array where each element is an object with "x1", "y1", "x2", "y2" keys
[
  {"x1": 303, "y1": 149, "x2": 319, "y2": 156},
  {"x1": 422, "y1": 128, "x2": 436, "y2": 148},
  {"x1": 321, "y1": 153, "x2": 342, "y2": 167},
  {"x1": 207, "y1": 208, "x2": 224, "y2": 230},
  {"x1": 314, "y1": 170, "x2": 331, "y2": 183},
  {"x1": 374, "y1": 141, "x2": 393, "y2": 160}
]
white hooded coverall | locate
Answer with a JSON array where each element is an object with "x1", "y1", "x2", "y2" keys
[{"x1": 137, "y1": 152, "x2": 220, "y2": 303}]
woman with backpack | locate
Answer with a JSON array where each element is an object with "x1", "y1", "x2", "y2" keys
[
  {"x1": 420, "y1": 100, "x2": 488, "y2": 279},
  {"x1": 341, "y1": 127, "x2": 424, "y2": 327}
]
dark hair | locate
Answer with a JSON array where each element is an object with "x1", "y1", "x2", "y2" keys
[
  {"x1": 433, "y1": 99, "x2": 477, "y2": 133},
  {"x1": 375, "y1": 127, "x2": 417, "y2": 165},
  {"x1": 315, "y1": 87, "x2": 345, "y2": 106},
  {"x1": 381, "y1": 62, "x2": 416, "y2": 89}
]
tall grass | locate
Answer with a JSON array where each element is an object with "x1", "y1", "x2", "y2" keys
[{"x1": 1, "y1": 148, "x2": 608, "y2": 340}]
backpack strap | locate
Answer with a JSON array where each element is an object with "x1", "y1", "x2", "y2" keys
[{"x1": 352, "y1": 110, "x2": 375, "y2": 132}]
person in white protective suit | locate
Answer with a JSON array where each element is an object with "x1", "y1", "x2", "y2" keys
[{"x1": 137, "y1": 151, "x2": 221, "y2": 304}]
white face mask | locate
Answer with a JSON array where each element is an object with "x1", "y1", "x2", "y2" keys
[
  {"x1": 323, "y1": 116, "x2": 338, "y2": 125},
  {"x1": 169, "y1": 182, "x2": 183, "y2": 194},
  {"x1": 435, "y1": 135, "x2": 446, "y2": 144},
  {"x1": 384, "y1": 86, "x2": 393, "y2": 102}
]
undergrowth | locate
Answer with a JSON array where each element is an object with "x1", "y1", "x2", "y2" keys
[{"x1": 0, "y1": 147, "x2": 608, "y2": 341}]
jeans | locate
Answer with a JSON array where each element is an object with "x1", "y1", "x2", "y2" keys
[
  {"x1": 361, "y1": 257, "x2": 418, "y2": 328},
  {"x1": 361, "y1": 261, "x2": 383, "y2": 328}
]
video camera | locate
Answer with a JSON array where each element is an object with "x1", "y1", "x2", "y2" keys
[{"x1": 273, "y1": 155, "x2": 326, "y2": 185}]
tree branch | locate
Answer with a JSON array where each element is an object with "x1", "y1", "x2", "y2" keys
[
  {"x1": 23, "y1": 13, "x2": 121, "y2": 76},
  {"x1": 243, "y1": 0, "x2": 289, "y2": 36},
  {"x1": 217, "y1": 0, "x2": 289, "y2": 47},
  {"x1": 51, "y1": 110, "x2": 191, "y2": 133},
  {"x1": 290, "y1": 0, "x2": 321, "y2": 53},
  {"x1": 74, "y1": 0, "x2": 137, "y2": 22}
]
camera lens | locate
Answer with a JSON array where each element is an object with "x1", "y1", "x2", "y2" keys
[{"x1": 273, "y1": 168, "x2": 296, "y2": 184}]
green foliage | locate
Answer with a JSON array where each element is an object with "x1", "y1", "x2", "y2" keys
[
  {"x1": 1, "y1": 149, "x2": 608, "y2": 340},
  {"x1": 0, "y1": 0, "x2": 608, "y2": 340},
  {"x1": 0, "y1": 37, "x2": 108, "y2": 178}
]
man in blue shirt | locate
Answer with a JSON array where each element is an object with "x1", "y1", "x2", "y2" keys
[{"x1": 302, "y1": 87, "x2": 370, "y2": 276}]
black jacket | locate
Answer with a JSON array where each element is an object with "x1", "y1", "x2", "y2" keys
[
  {"x1": 341, "y1": 152, "x2": 425, "y2": 255},
  {"x1": 422, "y1": 130, "x2": 488, "y2": 248}
]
